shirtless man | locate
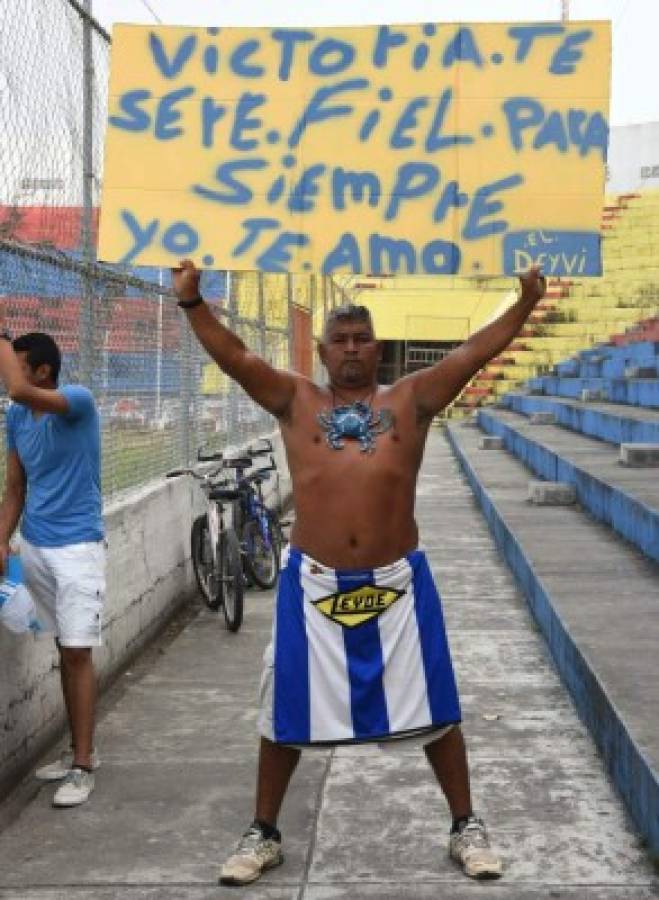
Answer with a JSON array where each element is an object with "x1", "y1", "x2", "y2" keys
[{"x1": 173, "y1": 261, "x2": 546, "y2": 885}]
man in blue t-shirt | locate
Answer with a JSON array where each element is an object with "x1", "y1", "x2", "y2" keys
[{"x1": 0, "y1": 330, "x2": 104, "y2": 808}]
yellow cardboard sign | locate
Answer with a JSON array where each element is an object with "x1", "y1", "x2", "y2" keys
[{"x1": 99, "y1": 21, "x2": 610, "y2": 276}]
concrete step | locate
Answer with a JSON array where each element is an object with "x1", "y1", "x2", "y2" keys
[
  {"x1": 503, "y1": 393, "x2": 659, "y2": 445},
  {"x1": 522, "y1": 336, "x2": 608, "y2": 350},
  {"x1": 528, "y1": 375, "x2": 659, "y2": 409},
  {"x1": 476, "y1": 407, "x2": 659, "y2": 562},
  {"x1": 446, "y1": 420, "x2": 659, "y2": 860},
  {"x1": 554, "y1": 340, "x2": 659, "y2": 379}
]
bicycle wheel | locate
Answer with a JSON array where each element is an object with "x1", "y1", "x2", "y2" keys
[
  {"x1": 218, "y1": 529, "x2": 244, "y2": 632},
  {"x1": 191, "y1": 515, "x2": 221, "y2": 610},
  {"x1": 242, "y1": 511, "x2": 282, "y2": 590}
]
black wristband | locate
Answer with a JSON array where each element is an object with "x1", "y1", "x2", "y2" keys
[
  {"x1": 0, "y1": 330, "x2": 12, "y2": 342},
  {"x1": 177, "y1": 295, "x2": 205, "y2": 310}
]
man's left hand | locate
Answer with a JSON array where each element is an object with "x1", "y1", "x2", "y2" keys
[{"x1": 518, "y1": 266, "x2": 547, "y2": 303}]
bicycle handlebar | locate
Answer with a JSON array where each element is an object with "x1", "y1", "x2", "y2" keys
[
  {"x1": 247, "y1": 438, "x2": 273, "y2": 455},
  {"x1": 197, "y1": 449, "x2": 224, "y2": 462},
  {"x1": 168, "y1": 447, "x2": 278, "y2": 485},
  {"x1": 166, "y1": 466, "x2": 224, "y2": 482}
]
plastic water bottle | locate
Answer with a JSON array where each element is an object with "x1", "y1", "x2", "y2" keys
[{"x1": 0, "y1": 554, "x2": 41, "y2": 634}]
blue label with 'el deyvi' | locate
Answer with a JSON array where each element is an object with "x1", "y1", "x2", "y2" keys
[{"x1": 503, "y1": 230, "x2": 601, "y2": 277}]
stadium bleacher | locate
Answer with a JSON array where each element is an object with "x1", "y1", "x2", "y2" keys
[
  {"x1": 454, "y1": 192, "x2": 659, "y2": 414},
  {"x1": 444, "y1": 193, "x2": 659, "y2": 858}
]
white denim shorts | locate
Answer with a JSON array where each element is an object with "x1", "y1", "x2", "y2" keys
[{"x1": 20, "y1": 538, "x2": 106, "y2": 647}]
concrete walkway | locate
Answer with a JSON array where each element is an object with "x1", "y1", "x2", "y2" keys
[{"x1": 0, "y1": 430, "x2": 657, "y2": 899}]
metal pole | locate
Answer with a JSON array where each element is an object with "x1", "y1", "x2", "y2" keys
[
  {"x1": 156, "y1": 269, "x2": 163, "y2": 421},
  {"x1": 227, "y1": 272, "x2": 240, "y2": 441},
  {"x1": 180, "y1": 321, "x2": 194, "y2": 464},
  {"x1": 64, "y1": 0, "x2": 111, "y2": 42},
  {"x1": 561, "y1": 0, "x2": 569, "y2": 22},
  {"x1": 287, "y1": 273, "x2": 295, "y2": 371},
  {"x1": 80, "y1": 0, "x2": 95, "y2": 387},
  {"x1": 257, "y1": 272, "x2": 267, "y2": 359}
]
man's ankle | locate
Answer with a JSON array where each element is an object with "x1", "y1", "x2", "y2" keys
[
  {"x1": 71, "y1": 748, "x2": 95, "y2": 769},
  {"x1": 451, "y1": 812, "x2": 474, "y2": 833},
  {"x1": 252, "y1": 819, "x2": 281, "y2": 842}
]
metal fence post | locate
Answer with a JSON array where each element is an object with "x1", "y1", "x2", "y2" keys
[
  {"x1": 322, "y1": 275, "x2": 328, "y2": 325},
  {"x1": 257, "y1": 272, "x2": 267, "y2": 359},
  {"x1": 227, "y1": 272, "x2": 240, "y2": 442},
  {"x1": 155, "y1": 269, "x2": 164, "y2": 422},
  {"x1": 180, "y1": 322, "x2": 195, "y2": 464},
  {"x1": 287, "y1": 273, "x2": 294, "y2": 371},
  {"x1": 79, "y1": 0, "x2": 96, "y2": 388}
]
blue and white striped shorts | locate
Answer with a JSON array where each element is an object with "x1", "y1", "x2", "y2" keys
[{"x1": 258, "y1": 547, "x2": 461, "y2": 746}]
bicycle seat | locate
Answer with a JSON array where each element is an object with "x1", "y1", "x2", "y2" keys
[
  {"x1": 247, "y1": 439, "x2": 273, "y2": 455},
  {"x1": 222, "y1": 457, "x2": 252, "y2": 469},
  {"x1": 209, "y1": 487, "x2": 242, "y2": 501},
  {"x1": 245, "y1": 473, "x2": 267, "y2": 486},
  {"x1": 249, "y1": 466, "x2": 276, "y2": 480}
]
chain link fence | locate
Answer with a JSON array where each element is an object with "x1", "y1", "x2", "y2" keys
[{"x1": 0, "y1": 1, "x2": 342, "y2": 502}]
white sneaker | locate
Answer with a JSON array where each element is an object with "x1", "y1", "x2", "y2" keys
[
  {"x1": 35, "y1": 748, "x2": 100, "y2": 782},
  {"x1": 449, "y1": 816, "x2": 503, "y2": 879},
  {"x1": 52, "y1": 768, "x2": 95, "y2": 807},
  {"x1": 219, "y1": 824, "x2": 283, "y2": 886}
]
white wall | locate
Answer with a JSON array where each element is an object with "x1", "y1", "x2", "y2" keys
[{"x1": 607, "y1": 122, "x2": 659, "y2": 195}]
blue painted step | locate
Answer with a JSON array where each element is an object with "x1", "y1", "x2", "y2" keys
[
  {"x1": 478, "y1": 409, "x2": 659, "y2": 562},
  {"x1": 503, "y1": 394, "x2": 659, "y2": 445},
  {"x1": 527, "y1": 376, "x2": 659, "y2": 408}
]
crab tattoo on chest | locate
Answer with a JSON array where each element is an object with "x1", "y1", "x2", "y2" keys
[{"x1": 317, "y1": 401, "x2": 395, "y2": 453}]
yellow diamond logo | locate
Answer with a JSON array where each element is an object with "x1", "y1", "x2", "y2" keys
[{"x1": 312, "y1": 584, "x2": 404, "y2": 628}]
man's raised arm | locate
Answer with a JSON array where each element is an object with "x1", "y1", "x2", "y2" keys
[
  {"x1": 411, "y1": 266, "x2": 547, "y2": 419},
  {"x1": 173, "y1": 260, "x2": 297, "y2": 419}
]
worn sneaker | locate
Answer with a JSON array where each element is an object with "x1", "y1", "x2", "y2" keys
[
  {"x1": 35, "y1": 749, "x2": 100, "y2": 782},
  {"x1": 52, "y1": 768, "x2": 95, "y2": 807},
  {"x1": 449, "y1": 816, "x2": 503, "y2": 879},
  {"x1": 219, "y1": 823, "x2": 283, "y2": 886}
]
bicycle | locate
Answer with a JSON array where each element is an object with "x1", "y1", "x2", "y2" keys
[
  {"x1": 167, "y1": 450, "x2": 248, "y2": 632},
  {"x1": 225, "y1": 439, "x2": 285, "y2": 591}
]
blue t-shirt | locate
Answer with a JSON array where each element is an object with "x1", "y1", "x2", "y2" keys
[{"x1": 5, "y1": 385, "x2": 103, "y2": 547}]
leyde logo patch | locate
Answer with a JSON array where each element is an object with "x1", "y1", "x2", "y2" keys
[{"x1": 312, "y1": 585, "x2": 404, "y2": 628}]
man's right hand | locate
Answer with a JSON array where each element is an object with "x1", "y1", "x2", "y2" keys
[{"x1": 172, "y1": 259, "x2": 202, "y2": 303}]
